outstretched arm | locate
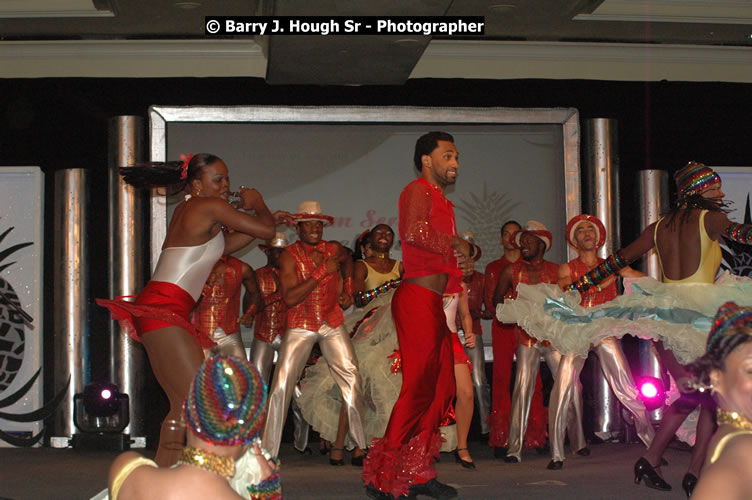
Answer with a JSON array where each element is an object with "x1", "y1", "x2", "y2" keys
[{"x1": 706, "y1": 209, "x2": 752, "y2": 246}]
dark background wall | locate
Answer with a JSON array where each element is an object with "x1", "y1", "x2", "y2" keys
[{"x1": 3, "y1": 76, "x2": 749, "y2": 441}]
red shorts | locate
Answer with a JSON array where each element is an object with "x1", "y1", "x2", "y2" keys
[{"x1": 97, "y1": 281, "x2": 213, "y2": 348}]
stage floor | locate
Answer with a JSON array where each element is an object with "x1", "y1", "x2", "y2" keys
[{"x1": 1, "y1": 440, "x2": 692, "y2": 499}]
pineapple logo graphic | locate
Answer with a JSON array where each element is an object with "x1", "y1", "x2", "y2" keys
[
  {"x1": 0, "y1": 224, "x2": 68, "y2": 447},
  {"x1": 720, "y1": 194, "x2": 752, "y2": 277},
  {"x1": 0, "y1": 226, "x2": 33, "y2": 393},
  {"x1": 454, "y1": 184, "x2": 521, "y2": 270}
]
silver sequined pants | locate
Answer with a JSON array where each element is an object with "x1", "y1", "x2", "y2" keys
[
  {"x1": 464, "y1": 338, "x2": 491, "y2": 434},
  {"x1": 507, "y1": 343, "x2": 586, "y2": 461},
  {"x1": 261, "y1": 323, "x2": 366, "y2": 456},
  {"x1": 250, "y1": 336, "x2": 311, "y2": 453}
]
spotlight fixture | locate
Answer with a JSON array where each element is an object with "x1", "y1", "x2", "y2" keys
[
  {"x1": 72, "y1": 382, "x2": 130, "y2": 450},
  {"x1": 637, "y1": 376, "x2": 666, "y2": 411}
]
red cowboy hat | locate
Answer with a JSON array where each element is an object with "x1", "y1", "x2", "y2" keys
[{"x1": 566, "y1": 214, "x2": 606, "y2": 250}]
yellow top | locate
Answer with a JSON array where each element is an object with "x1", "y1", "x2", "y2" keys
[
  {"x1": 362, "y1": 260, "x2": 401, "y2": 290},
  {"x1": 110, "y1": 456, "x2": 158, "y2": 500},
  {"x1": 709, "y1": 430, "x2": 752, "y2": 464},
  {"x1": 654, "y1": 210, "x2": 721, "y2": 284}
]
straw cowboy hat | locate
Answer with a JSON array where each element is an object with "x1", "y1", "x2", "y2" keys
[
  {"x1": 566, "y1": 214, "x2": 606, "y2": 250},
  {"x1": 513, "y1": 220, "x2": 552, "y2": 252},
  {"x1": 291, "y1": 201, "x2": 334, "y2": 226}
]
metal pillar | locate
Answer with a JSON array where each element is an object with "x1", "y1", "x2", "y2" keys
[
  {"x1": 583, "y1": 118, "x2": 621, "y2": 437},
  {"x1": 108, "y1": 116, "x2": 148, "y2": 441},
  {"x1": 52, "y1": 169, "x2": 90, "y2": 439},
  {"x1": 637, "y1": 169, "x2": 669, "y2": 421}
]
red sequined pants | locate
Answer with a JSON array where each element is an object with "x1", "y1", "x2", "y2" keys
[{"x1": 362, "y1": 283, "x2": 454, "y2": 498}]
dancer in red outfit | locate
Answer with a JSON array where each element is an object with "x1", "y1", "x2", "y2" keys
[
  {"x1": 97, "y1": 153, "x2": 283, "y2": 467},
  {"x1": 363, "y1": 132, "x2": 472, "y2": 500},
  {"x1": 484, "y1": 221, "x2": 548, "y2": 457}
]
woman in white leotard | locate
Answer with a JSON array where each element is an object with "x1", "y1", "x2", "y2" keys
[{"x1": 98, "y1": 153, "x2": 286, "y2": 466}]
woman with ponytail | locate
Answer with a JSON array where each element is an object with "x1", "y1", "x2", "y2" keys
[{"x1": 98, "y1": 153, "x2": 287, "y2": 467}]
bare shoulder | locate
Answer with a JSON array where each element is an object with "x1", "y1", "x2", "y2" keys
[
  {"x1": 693, "y1": 438, "x2": 752, "y2": 500},
  {"x1": 108, "y1": 451, "x2": 161, "y2": 499},
  {"x1": 109, "y1": 451, "x2": 146, "y2": 485},
  {"x1": 704, "y1": 209, "x2": 732, "y2": 238},
  {"x1": 721, "y1": 432, "x2": 752, "y2": 462}
]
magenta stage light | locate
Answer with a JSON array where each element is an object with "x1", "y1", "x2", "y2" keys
[
  {"x1": 640, "y1": 381, "x2": 658, "y2": 399},
  {"x1": 100, "y1": 389, "x2": 112, "y2": 400},
  {"x1": 637, "y1": 376, "x2": 666, "y2": 411}
]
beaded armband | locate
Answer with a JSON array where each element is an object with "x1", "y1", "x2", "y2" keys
[
  {"x1": 247, "y1": 469, "x2": 282, "y2": 500},
  {"x1": 565, "y1": 250, "x2": 630, "y2": 293},
  {"x1": 343, "y1": 277, "x2": 354, "y2": 296},
  {"x1": 311, "y1": 264, "x2": 329, "y2": 282},
  {"x1": 354, "y1": 279, "x2": 402, "y2": 308},
  {"x1": 725, "y1": 223, "x2": 752, "y2": 245}
]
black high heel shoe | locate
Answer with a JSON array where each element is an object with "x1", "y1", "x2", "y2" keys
[
  {"x1": 454, "y1": 448, "x2": 476, "y2": 469},
  {"x1": 351, "y1": 448, "x2": 368, "y2": 467},
  {"x1": 682, "y1": 473, "x2": 698, "y2": 497},
  {"x1": 329, "y1": 447, "x2": 345, "y2": 466},
  {"x1": 319, "y1": 440, "x2": 331, "y2": 456},
  {"x1": 634, "y1": 457, "x2": 672, "y2": 491}
]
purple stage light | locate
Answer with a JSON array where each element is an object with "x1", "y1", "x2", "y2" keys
[{"x1": 100, "y1": 389, "x2": 112, "y2": 400}]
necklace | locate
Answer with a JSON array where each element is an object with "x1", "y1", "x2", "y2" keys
[
  {"x1": 177, "y1": 445, "x2": 235, "y2": 481},
  {"x1": 373, "y1": 252, "x2": 388, "y2": 259},
  {"x1": 717, "y1": 408, "x2": 752, "y2": 431}
]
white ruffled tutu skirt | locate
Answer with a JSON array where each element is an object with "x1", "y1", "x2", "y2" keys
[{"x1": 496, "y1": 272, "x2": 752, "y2": 364}]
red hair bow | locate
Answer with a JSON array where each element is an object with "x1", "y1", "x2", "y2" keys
[{"x1": 179, "y1": 153, "x2": 193, "y2": 180}]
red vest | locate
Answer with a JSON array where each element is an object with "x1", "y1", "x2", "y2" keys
[
  {"x1": 254, "y1": 265, "x2": 287, "y2": 343},
  {"x1": 285, "y1": 240, "x2": 344, "y2": 331},
  {"x1": 192, "y1": 255, "x2": 243, "y2": 336},
  {"x1": 567, "y1": 257, "x2": 618, "y2": 308}
]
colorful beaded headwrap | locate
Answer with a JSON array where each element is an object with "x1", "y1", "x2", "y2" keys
[
  {"x1": 184, "y1": 354, "x2": 267, "y2": 446},
  {"x1": 706, "y1": 302, "x2": 752, "y2": 352},
  {"x1": 674, "y1": 161, "x2": 720, "y2": 199}
]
